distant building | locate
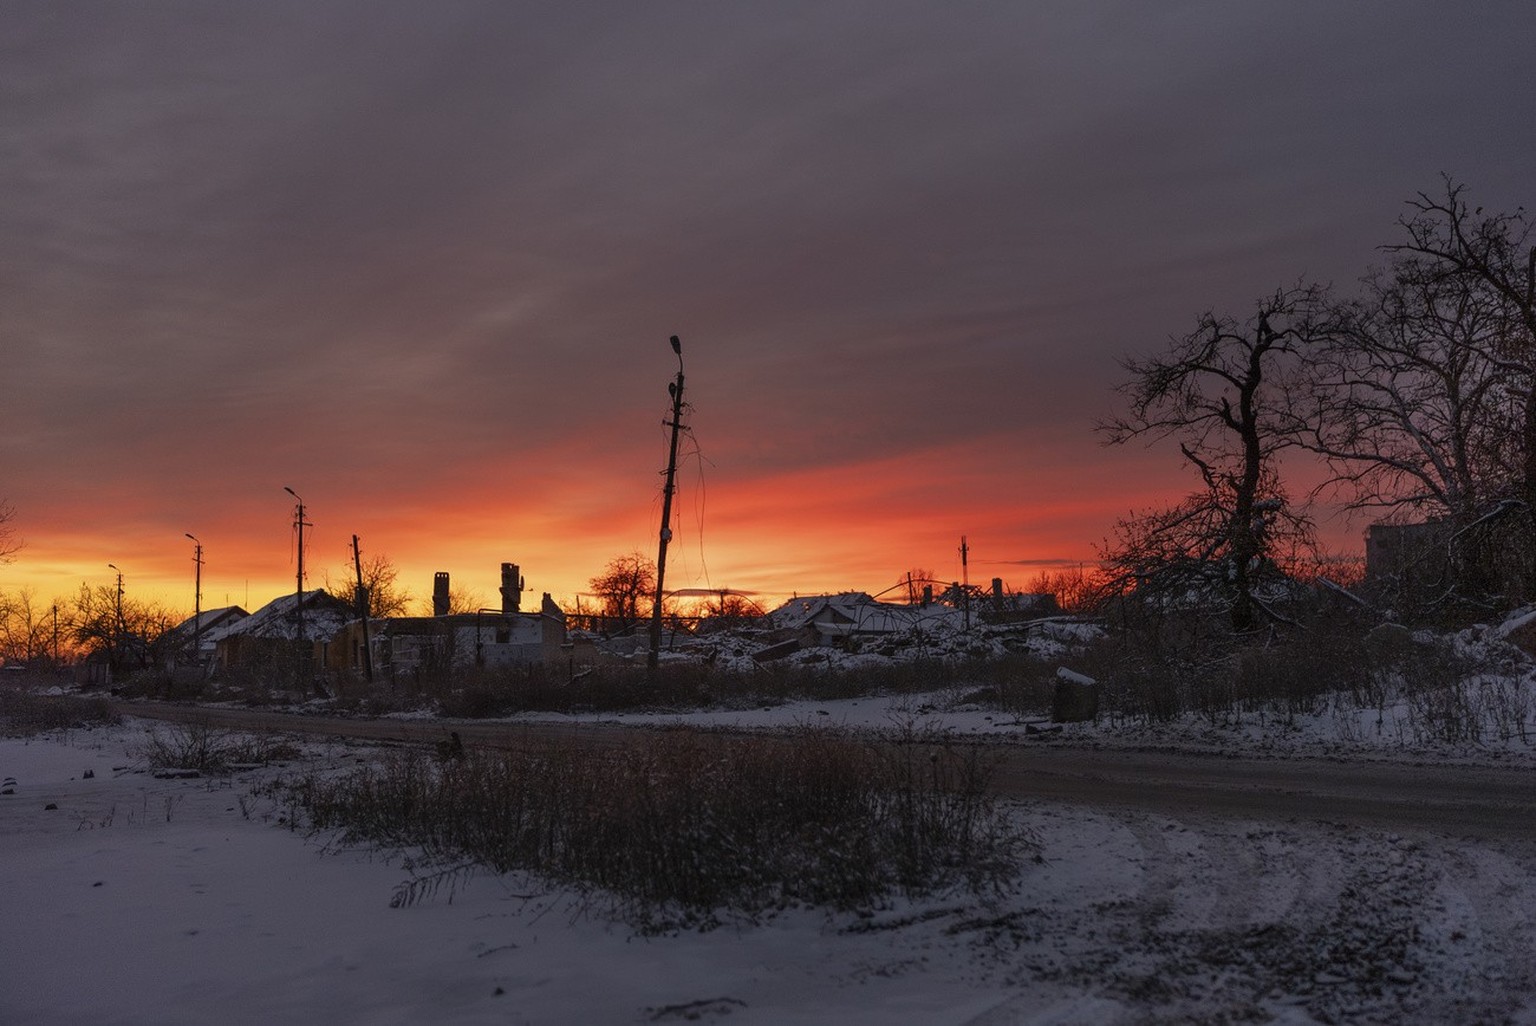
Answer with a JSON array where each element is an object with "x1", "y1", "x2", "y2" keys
[
  {"x1": 769, "y1": 593, "x2": 966, "y2": 647},
  {"x1": 330, "y1": 595, "x2": 566, "y2": 681},
  {"x1": 207, "y1": 590, "x2": 354, "y2": 676},
  {"x1": 1365, "y1": 506, "x2": 1530, "y2": 608},
  {"x1": 162, "y1": 605, "x2": 248, "y2": 668},
  {"x1": 1364, "y1": 520, "x2": 1448, "y2": 589},
  {"x1": 329, "y1": 564, "x2": 563, "y2": 686}
]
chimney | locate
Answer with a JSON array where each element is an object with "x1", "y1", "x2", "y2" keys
[
  {"x1": 500, "y1": 562, "x2": 524, "y2": 614},
  {"x1": 992, "y1": 577, "x2": 1004, "y2": 603},
  {"x1": 432, "y1": 572, "x2": 450, "y2": 617}
]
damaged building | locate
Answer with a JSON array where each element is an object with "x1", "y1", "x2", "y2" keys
[{"x1": 328, "y1": 562, "x2": 566, "y2": 682}]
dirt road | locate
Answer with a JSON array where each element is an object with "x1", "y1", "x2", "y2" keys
[{"x1": 118, "y1": 700, "x2": 1535, "y2": 843}]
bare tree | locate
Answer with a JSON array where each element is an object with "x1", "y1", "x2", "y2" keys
[
  {"x1": 68, "y1": 582, "x2": 181, "y2": 675},
  {"x1": 1388, "y1": 178, "x2": 1535, "y2": 469},
  {"x1": 1023, "y1": 566, "x2": 1105, "y2": 615},
  {"x1": 444, "y1": 583, "x2": 487, "y2": 615},
  {"x1": 588, "y1": 552, "x2": 656, "y2": 634},
  {"x1": 1379, "y1": 177, "x2": 1536, "y2": 595},
  {"x1": 325, "y1": 553, "x2": 413, "y2": 618},
  {"x1": 1299, "y1": 257, "x2": 1522, "y2": 521},
  {"x1": 0, "y1": 500, "x2": 20, "y2": 565},
  {"x1": 0, "y1": 588, "x2": 57, "y2": 664},
  {"x1": 894, "y1": 568, "x2": 935, "y2": 604},
  {"x1": 1101, "y1": 285, "x2": 1337, "y2": 632}
]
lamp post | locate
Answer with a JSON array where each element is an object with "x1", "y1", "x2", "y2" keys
[
  {"x1": 185, "y1": 533, "x2": 203, "y2": 669},
  {"x1": 284, "y1": 487, "x2": 310, "y2": 687},
  {"x1": 107, "y1": 563, "x2": 124, "y2": 678}
]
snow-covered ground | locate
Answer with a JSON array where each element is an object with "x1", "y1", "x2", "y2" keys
[
  {"x1": 481, "y1": 686, "x2": 1536, "y2": 769},
  {"x1": 4, "y1": 714, "x2": 1534, "y2": 1025}
]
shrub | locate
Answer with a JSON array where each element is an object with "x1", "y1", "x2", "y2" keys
[
  {"x1": 138, "y1": 721, "x2": 303, "y2": 774},
  {"x1": 116, "y1": 668, "x2": 210, "y2": 702}
]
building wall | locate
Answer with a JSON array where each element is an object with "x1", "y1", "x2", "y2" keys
[{"x1": 328, "y1": 605, "x2": 567, "y2": 682}]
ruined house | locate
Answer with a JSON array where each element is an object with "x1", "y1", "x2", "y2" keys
[
  {"x1": 206, "y1": 590, "x2": 353, "y2": 676},
  {"x1": 163, "y1": 605, "x2": 248, "y2": 669},
  {"x1": 327, "y1": 564, "x2": 567, "y2": 681}
]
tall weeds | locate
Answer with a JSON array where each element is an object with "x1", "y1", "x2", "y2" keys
[
  {"x1": 276, "y1": 727, "x2": 1031, "y2": 926},
  {"x1": 0, "y1": 689, "x2": 119, "y2": 736}
]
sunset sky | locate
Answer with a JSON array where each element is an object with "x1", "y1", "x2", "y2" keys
[{"x1": 3, "y1": 2, "x2": 1534, "y2": 616}]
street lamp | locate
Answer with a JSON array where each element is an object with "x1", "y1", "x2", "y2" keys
[
  {"x1": 106, "y1": 563, "x2": 124, "y2": 679},
  {"x1": 284, "y1": 487, "x2": 310, "y2": 687},
  {"x1": 185, "y1": 534, "x2": 204, "y2": 669}
]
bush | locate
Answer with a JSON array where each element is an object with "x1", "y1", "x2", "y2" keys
[
  {"x1": 138, "y1": 721, "x2": 303, "y2": 774},
  {"x1": 275, "y1": 726, "x2": 1033, "y2": 927},
  {"x1": 116, "y1": 668, "x2": 211, "y2": 702}
]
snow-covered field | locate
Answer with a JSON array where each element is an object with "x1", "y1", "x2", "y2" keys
[{"x1": 4, "y1": 711, "x2": 1534, "y2": 1025}]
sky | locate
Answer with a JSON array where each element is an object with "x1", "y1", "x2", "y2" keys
[{"x1": 3, "y1": 1, "x2": 1535, "y2": 615}]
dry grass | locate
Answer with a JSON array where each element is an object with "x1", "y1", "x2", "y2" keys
[
  {"x1": 0, "y1": 688, "x2": 120, "y2": 736},
  {"x1": 138, "y1": 721, "x2": 304, "y2": 774},
  {"x1": 273, "y1": 725, "x2": 1033, "y2": 928}
]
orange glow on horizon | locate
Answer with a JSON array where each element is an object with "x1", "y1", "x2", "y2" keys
[{"x1": 2, "y1": 426, "x2": 1366, "y2": 620}]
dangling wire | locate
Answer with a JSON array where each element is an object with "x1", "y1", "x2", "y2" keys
[{"x1": 682, "y1": 423, "x2": 713, "y2": 592}]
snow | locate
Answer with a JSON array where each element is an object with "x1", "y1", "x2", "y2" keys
[
  {"x1": 476, "y1": 684, "x2": 1536, "y2": 769},
  {"x1": 4, "y1": 716, "x2": 1535, "y2": 1024}
]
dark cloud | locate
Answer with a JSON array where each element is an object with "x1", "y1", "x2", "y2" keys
[{"x1": 3, "y1": 1, "x2": 1534, "y2": 599}]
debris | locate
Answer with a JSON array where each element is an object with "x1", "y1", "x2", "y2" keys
[{"x1": 750, "y1": 639, "x2": 800, "y2": 663}]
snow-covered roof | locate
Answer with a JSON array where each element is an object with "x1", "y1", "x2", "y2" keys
[
  {"x1": 206, "y1": 590, "x2": 351, "y2": 642},
  {"x1": 767, "y1": 593, "x2": 876, "y2": 630},
  {"x1": 767, "y1": 593, "x2": 965, "y2": 635},
  {"x1": 169, "y1": 606, "x2": 247, "y2": 637}
]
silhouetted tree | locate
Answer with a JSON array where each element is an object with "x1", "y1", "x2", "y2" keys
[
  {"x1": 0, "y1": 587, "x2": 63, "y2": 665},
  {"x1": 443, "y1": 583, "x2": 486, "y2": 616},
  {"x1": 1299, "y1": 255, "x2": 1520, "y2": 522},
  {"x1": 1023, "y1": 566, "x2": 1105, "y2": 615},
  {"x1": 1378, "y1": 177, "x2": 1536, "y2": 598},
  {"x1": 325, "y1": 552, "x2": 412, "y2": 618},
  {"x1": 588, "y1": 552, "x2": 656, "y2": 634},
  {"x1": 68, "y1": 582, "x2": 180, "y2": 675},
  {"x1": 0, "y1": 499, "x2": 19, "y2": 565},
  {"x1": 1101, "y1": 285, "x2": 1339, "y2": 632},
  {"x1": 893, "y1": 568, "x2": 935, "y2": 604}
]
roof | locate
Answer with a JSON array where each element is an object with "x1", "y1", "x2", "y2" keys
[
  {"x1": 768, "y1": 593, "x2": 965, "y2": 635},
  {"x1": 767, "y1": 593, "x2": 876, "y2": 630},
  {"x1": 206, "y1": 590, "x2": 352, "y2": 642},
  {"x1": 168, "y1": 606, "x2": 248, "y2": 637}
]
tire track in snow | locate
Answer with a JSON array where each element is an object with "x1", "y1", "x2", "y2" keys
[{"x1": 1414, "y1": 842, "x2": 1536, "y2": 1023}]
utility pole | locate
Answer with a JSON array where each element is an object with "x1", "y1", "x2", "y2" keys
[
  {"x1": 284, "y1": 487, "x2": 310, "y2": 685},
  {"x1": 185, "y1": 533, "x2": 203, "y2": 670},
  {"x1": 959, "y1": 535, "x2": 971, "y2": 632},
  {"x1": 107, "y1": 563, "x2": 124, "y2": 678},
  {"x1": 352, "y1": 533, "x2": 374, "y2": 683},
  {"x1": 648, "y1": 334, "x2": 686, "y2": 674}
]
